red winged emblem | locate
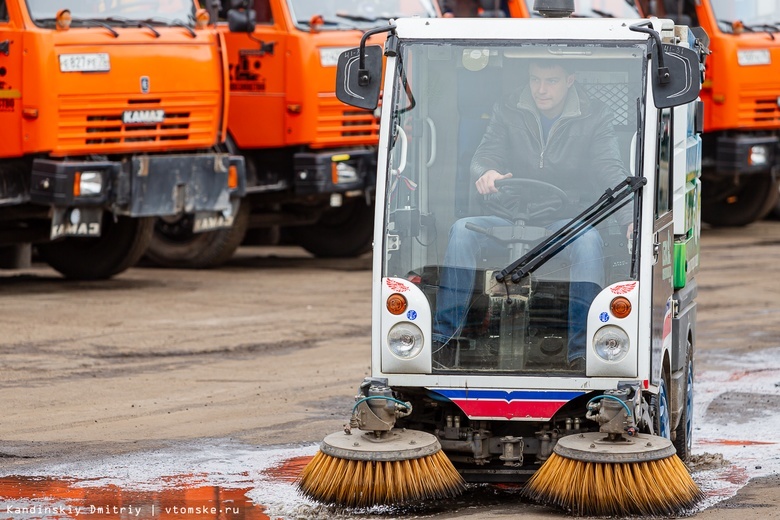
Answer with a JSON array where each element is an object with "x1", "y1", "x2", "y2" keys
[
  {"x1": 611, "y1": 282, "x2": 637, "y2": 294},
  {"x1": 386, "y1": 278, "x2": 409, "y2": 292}
]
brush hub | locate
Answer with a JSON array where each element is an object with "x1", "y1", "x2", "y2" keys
[
  {"x1": 554, "y1": 432, "x2": 676, "y2": 463},
  {"x1": 320, "y1": 428, "x2": 442, "y2": 461}
]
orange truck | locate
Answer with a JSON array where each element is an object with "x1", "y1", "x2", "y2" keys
[
  {"x1": 0, "y1": 0, "x2": 245, "y2": 279},
  {"x1": 143, "y1": 0, "x2": 440, "y2": 266},
  {"x1": 634, "y1": 0, "x2": 780, "y2": 226},
  {"x1": 511, "y1": 0, "x2": 780, "y2": 226}
]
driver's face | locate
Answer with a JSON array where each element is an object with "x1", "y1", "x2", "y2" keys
[{"x1": 529, "y1": 64, "x2": 575, "y2": 118}]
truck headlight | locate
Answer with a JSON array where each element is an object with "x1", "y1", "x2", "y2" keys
[
  {"x1": 74, "y1": 171, "x2": 103, "y2": 197},
  {"x1": 593, "y1": 326, "x2": 630, "y2": 362},
  {"x1": 749, "y1": 145, "x2": 768, "y2": 166},
  {"x1": 387, "y1": 322, "x2": 423, "y2": 359}
]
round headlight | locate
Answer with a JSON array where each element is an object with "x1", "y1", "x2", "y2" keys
[
  {"x1": 387, "y1": 322, "x2": 424, "y2": 359},
  {"x1": 593, "y1": 325, "x2": 630, "y2": 362}
]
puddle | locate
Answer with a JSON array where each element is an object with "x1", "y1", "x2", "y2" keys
[
  {"x1": 2, "y1": 350, "x2": 780, "y2": 518},
  {"x1": 0, "y1": 477, "x2": 268, "y2": 519}
]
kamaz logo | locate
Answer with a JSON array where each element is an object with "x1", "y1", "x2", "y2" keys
[{"x1": 122, "y1": 109, "x2": 164, "y2": 124}]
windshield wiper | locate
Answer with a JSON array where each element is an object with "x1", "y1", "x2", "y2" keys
[
  {"x1": 495, "y1": 176, "x2": 646, "y2": 284},
  {"x1": 103, "y1": 16, "x2": 162, "y2": 37},
  {"x1": 141, "y1": 17, "x2": 196, "y2": 38},
  {"x1": 69, "y1": 17, "x2": 120, "y2": 37}
]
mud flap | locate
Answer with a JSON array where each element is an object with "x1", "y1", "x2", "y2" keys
[{"x1": 50, "y1": 207, "x2": 103, "y2": 239}]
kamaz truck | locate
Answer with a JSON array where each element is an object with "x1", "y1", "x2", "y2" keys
[
  {"x1": 144, "y1": 0, "x2": 439, "y2": 267},
  {"x1": 0, "y1": 0, "x2": 245, "y2": 279}
]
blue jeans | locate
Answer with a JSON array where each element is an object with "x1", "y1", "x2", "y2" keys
[{"x1": 433, "y1": 216, "x2": 605, "y2": 363}]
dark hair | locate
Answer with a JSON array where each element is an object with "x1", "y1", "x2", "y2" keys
[{"x1": 527, "y1": 59, "x2": 575, "y2": 75}]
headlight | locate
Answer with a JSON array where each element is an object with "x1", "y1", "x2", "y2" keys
[
  {"x1": 593, "y1": 326, "x2": 630, "y2": 362},
  {"x1": 74, "y1": 171, "x2": 103, "y2": 197},
  {"x1": 387, "y1": 322, "x2": 424, "y2": 359},
  {"x1": 749, "y1": 145, "x2": 768, "y2": 166}
]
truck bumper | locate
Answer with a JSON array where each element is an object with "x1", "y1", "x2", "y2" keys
[
  {"x1": 29, "y1": 153, "x2": 246, "y2": 238},
  {"x1": 293, "y1": 149, "x2": 376, "y2": 196},
  {"x1": 713, "y1": 135, "x2": 779, "y2": 174}
]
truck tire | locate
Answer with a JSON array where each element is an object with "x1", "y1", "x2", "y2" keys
[
  {"x1": 144, "y1": 201, "x2": 250, "y2": 269},
  {"x1": 652, "y1": 373, "x2": 671, "y2": 440},
  {"x1": 673, "y1": 349, "x2": 694, "y2": 462},
  {"x1": 37, "y1": 215, "x2": 154, "y2": 280},
  {"x1": 702, "y1": 175, "x2": 779, "y2": 227},
  {"x1": 287, "y1": 199, "x2": 374, "y2": 258}
]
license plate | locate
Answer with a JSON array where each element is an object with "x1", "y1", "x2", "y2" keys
[{"x1": 59, "y1": 53, "x2": 111, "y2": 73}]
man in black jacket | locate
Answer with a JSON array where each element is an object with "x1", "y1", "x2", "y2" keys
[{"x1": 433, "y1": 59, "x2": 632, "y2": 371}]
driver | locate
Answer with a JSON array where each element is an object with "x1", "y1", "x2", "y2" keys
[{"x1": 433, "y1": 58, "x2": 633, "y2": 371}]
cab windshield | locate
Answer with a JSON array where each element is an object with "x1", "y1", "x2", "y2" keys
[
  {"x1": 524, "y1": 0, "x2": 640, "y2": 18},
  {"x1": 27, "y1": 0, "x2": 195, "y2": 26},
  {"x1": 383, "y1": 41, "x2": 645, "y2": 374},
  {"x1": 288, "y1": 0, "x2": 437, "y2": 30},
  {"x1": 711, "y1": 0, "x2": 780, "y2": 33}
]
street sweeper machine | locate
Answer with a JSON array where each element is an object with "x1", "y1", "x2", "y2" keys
[{"x1": 299, "y1": 2, "x2": 708, "y2": 516}]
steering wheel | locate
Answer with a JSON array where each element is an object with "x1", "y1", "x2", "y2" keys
[{"x1": 484, "y1": 178, "x2": 569, "y2": 222}]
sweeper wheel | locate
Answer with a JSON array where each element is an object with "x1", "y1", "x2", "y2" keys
[{"x1": 554, "y1": 431, "x2": 676, "y2": 463}]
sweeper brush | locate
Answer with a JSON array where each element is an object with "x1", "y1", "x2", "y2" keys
[
  {"x1": 297, "y1": 380, "x2": 466, "y2": 507},
  {"x1": 523, "y1": 431, "x2": 703, "y2": 517},
  {"x1": 297, "y1": 428, "x2": 466, "y2": 507}
]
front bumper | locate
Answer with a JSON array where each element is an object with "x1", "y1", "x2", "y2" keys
[
  {"x1": 712, "y1": 134, "x2": 779, "y2": 175},
  {"x1": 293, "y1": 149, "x2": 376, "y2": 196},
  {"x1": 29, "y1": 153, "x2": 246, "y2": 239}
]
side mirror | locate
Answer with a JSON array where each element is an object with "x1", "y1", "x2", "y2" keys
[
  {"x1": 653, "y1": 44, "x2": 701, "y2": 109},
  {"x1": 227, "y1": 7, "x2": 256, "y2": 32},
  {"x1": 335, "y1": 45, "x2": 383, "y2": 110}
]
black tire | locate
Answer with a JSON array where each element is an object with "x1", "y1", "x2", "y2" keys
[
  {"x1": 287, "y1": 199, "x2": 374, "y2": 258},
  {"x1": 652, "y1": 371, "x2": 672, "y2": 440},
  {"x1": 702, "y1": 175, "x2": 779, "y2": 227},
  {"x1": 145, "y1": 201, "x2": 250, "y2": 269},
  {"x1": 673, "y1": 346, "x2": 694, "y2": 462},
  {"x1": 37, "y1": 215, "x2": 154, "y2": 280}
]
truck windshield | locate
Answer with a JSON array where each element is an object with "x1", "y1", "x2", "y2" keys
[
  {"x1": 26, "y1": 0, "x2": 196, "y2": 25},
  {"x1": 383, "y1": 41, "x2": 645, "y2": 374},
  {"x1": 524, "y1": 0, "x2": 640, "y2": 18},
  {"x1": 289, "y1": 0, "x2": 437, "y2": 30},
  {"x1": 711, "y1": 0, "x2": 780, "y2": 32}
]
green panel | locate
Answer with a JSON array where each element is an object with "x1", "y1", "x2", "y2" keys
[{"x1": 674, "y1": 241, "x2": 687, "y2": 290}]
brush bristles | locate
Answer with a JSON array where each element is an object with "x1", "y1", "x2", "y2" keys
[
  {"x1": 523, "y1": 452, "x2": 703, "y2": 517},
  {"x1": 297, "y1": 449, "x2": 466, "y2": 508}
]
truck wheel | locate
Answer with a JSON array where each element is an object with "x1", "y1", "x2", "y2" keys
[
  {"x1": 145, "y1": 201, "x2": 250, "y2": 269},
  {"x1": 287, "y1": 199, "x2": 374, "y2": 258},
  {"x1": 673, "y1": 351, "x2": 694, "y2": 462},
  {"x1": 37, "y1": 215, "x2": 154, "y2": 280},
  {"x1": 702, "y1": 175, "x2": 779, "y2": 227},
  {"x1": 653, "y1": 374, "x2": 671, "y2": 440}
]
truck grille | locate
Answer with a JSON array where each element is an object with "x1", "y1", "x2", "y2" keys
[
  {"x1": 316, "y1": 95, "x2": 379, "y2": 148},
  {"x1": 56, "y1": 92, "x2": 219, "y2": 154},
  {"x1": 739, "y1": 92, "x2": 780, "y2": 127}
]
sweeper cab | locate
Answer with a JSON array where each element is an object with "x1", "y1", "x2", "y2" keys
[{"x1": 300, "y1": 4, "x2": 708, "y2": 515}]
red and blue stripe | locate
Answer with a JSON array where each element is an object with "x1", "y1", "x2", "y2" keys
[{"x1": 430, "y1": 388, "x2": 585, "y2": 420}]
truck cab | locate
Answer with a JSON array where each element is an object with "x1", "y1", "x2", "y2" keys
[
  {"x1": 0, "y1": 0, "x2": 245, "y2": 278},
  {"x1": 144, "y1": 0, "x2": 440, "y2": 265}
]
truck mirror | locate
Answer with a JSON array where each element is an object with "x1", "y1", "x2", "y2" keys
[
  {"x1": 335, "y1": 45, "x2": 383, "y2": 111},
  {"x1": 653, "y1": 44, "x2": 701, "y2": 109},
  {"x1": 227, "y1": 7, "x2": 256, "y2": 33}
]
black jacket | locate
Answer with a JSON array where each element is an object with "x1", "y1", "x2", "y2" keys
[{"x1": 470, "y1": 83, "x2": 632, "y2": 224}]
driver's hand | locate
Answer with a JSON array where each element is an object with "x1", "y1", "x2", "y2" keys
[{"x1": 476, "y1": 170, "x2": 513, "y2": 195}]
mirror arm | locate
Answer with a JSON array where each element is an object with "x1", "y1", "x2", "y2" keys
[
  {"x1": 357, "y1": 24, "x2": 396, "y2": 86},
  {"x1": 629, "y1": 21, "x2": 670, "y2": 85}
]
